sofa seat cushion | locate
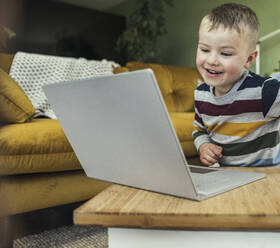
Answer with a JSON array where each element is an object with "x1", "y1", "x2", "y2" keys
[
  {"x1": 170, "y1": 112, "x2": 198, "y2": 157},
  {"x1": 0, "y1": 118, "x2": 81, "y2": 175},
  {"x1": 0, "y1": 170, "x2": 111, "y2": 216}
]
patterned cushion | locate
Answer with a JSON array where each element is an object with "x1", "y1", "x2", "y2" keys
[{"x1": 9, "y1": 52, "x2": 116, "y2": 118}]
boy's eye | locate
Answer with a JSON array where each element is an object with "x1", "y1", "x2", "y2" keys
[
  {"x1": 200, "y1": 48, "x2": 209, "y2": 53},
  {"x1": 221, "y1": 52, "x2": 232, "y2": 56}
]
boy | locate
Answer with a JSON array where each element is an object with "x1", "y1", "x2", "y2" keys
[{"x1": 193, "y1": 3, "x2": 280, "y2": 167}]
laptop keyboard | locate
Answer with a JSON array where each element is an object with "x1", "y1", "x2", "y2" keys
[{"x1": 189, "y1": 166, "x2": 214, "y2": 174}]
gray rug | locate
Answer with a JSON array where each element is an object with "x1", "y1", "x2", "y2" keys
[{"x1": 13, "y1": 225, "x2": 108, "y2": 248}]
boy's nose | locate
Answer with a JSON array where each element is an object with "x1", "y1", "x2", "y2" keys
[{"x1": 206, "y1": 53, "x2": 219, "y2": 66}]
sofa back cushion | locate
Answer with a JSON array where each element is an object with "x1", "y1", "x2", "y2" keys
[
  {"x1": 0, "y1": 68, "x2": 35, "y2": 125},
  {"x1": 122, "y1": 62, "x2": 202, "y2": 113}
]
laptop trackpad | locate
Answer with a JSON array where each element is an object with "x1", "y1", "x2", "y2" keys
[{"x1": 191, "y1": 169, "x2": 235, "y2": 194}]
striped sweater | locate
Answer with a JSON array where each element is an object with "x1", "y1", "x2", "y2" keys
[{"x1": 192, "y1": 71, "x2": 280, "y2": 167}]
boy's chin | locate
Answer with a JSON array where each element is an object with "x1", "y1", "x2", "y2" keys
[
  {"x1": 204, "y1": 81, "x2": 218, "y2": 87},
  {"x1": 203, "y1": 76, "x2": 225, "y2": 87}
]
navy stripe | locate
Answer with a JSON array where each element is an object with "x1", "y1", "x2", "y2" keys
[
  {"x1": 211, "y1": 131, "x2": 279, "y2": 156},
  {"x1": 220, "y1": 156, "x2": 280, "y2": 167},
  {"x1": 262, "y1": 79, "x2": 280, "y2": 117},
  {"x1": 193, "y1": 130, "x2": 207, "y2": 140},
  {"x1": 238, "y1": 72, "x2": 269, "y2": 90},
  {"x1": 196, "y1": 83, "x2": 210, "y2": 92}
]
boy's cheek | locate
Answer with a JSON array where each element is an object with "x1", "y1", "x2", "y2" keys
[
  {"x1": 196, "y1": 54, "x2": 203, "y2": 70},
  {"x1": 225, "y1": 63, "x2": 243, "y2": 75},
  {"x1": 224, "y1": 58, "x2": 247, "y2": 73},
  {"x1": 196, "y1": 64, "x2": 205, "y2": 81}
]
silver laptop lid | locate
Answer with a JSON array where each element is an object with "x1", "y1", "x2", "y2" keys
[{"x1": 43, "y1": 69, "x2": 198, "y2": 199}]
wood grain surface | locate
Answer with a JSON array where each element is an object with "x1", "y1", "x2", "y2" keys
[{"x1": 74, "y1": 167, "x2": 280, "y2": 230}]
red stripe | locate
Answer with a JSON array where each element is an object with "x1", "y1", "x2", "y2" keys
[{"x1": 195, "y1": 100, "x2": 262, "y2": 116}]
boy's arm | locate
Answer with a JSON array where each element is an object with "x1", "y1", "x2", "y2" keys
[
  {"x1": 192, "y1": 109, "x2": 210, "y2": 150},
  {"x1": 262, "y1": 78, "x2": 280, "y2": 119},
  {"x1": 192, "y1": 107, "x2": 223, "y2": 166}
]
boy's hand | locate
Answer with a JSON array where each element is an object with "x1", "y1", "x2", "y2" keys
[{"x1": 199, "y1": 143, "x2": 223, "y2": 166}]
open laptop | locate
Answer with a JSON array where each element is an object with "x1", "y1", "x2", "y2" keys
[{"x1": 43, "y1": 69, "x2": 265, "y2": 201}]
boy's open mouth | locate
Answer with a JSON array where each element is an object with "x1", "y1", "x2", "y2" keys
[{"x1": 206, "y1": 69, "x2": 223, "y2": 75}]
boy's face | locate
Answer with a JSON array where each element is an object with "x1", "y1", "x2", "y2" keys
[{"x1": 196, "y1": 18, "x2": 257, "y2": 96}]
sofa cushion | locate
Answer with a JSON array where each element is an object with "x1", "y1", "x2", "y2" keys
[
  {"x1": 0, "y1": 170, "x2": 111, "y2": 216},
  {"x1": 170, "y1": 112, "x2": 198, "y2": 157},
  {"x1": 113, "y1": 66, "x2": 129, "y2": 74},
  {"x1": 0, "y1": 68, "x2": 35, "y2": 125},
  {"x1": 0, "y1": 53, "x2": 14, "y2": 73},
  {"x1": 124, "y1": 62, "x2": 202, "y2": 113},
  {"x1": 0, "y1": 118, "x2": 82, "y2": 175}
]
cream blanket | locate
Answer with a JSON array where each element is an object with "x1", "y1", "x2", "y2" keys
[{"x1": 9, "y1": 52, "x2": 119, "y2": 119}]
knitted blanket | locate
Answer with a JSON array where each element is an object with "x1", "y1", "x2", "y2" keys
[{"x1": 9, "y1": 52, "x2": 119, "y2": 119}]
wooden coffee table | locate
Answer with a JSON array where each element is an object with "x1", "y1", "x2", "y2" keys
[{"x1": 74, "y1": 167, "x2": 280, "y2": 247}]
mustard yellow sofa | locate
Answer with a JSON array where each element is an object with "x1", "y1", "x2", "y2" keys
[{"x1": 0, "y1": 54, "x2": 202, "y2": 217}]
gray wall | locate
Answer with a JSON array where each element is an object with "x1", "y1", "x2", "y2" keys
[{"x1": 110, "y1": 0, "x2": 280, "y2": 75}]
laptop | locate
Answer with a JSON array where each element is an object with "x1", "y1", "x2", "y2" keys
[{"x1": 43, "y1": 69, "x2": 265, "y2": 201}]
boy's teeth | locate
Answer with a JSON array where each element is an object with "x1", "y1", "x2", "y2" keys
[{"x1": 207, "y1": 69, "x2": 222, "y2": 74}]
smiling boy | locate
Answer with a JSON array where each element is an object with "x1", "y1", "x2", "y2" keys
[{"x1": 193, "y1": 3, "x2": 280, "y2": 167}]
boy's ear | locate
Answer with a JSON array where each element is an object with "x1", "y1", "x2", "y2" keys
[{"x1": 245, "y1": 49, "x2": 258, "y2": 69}]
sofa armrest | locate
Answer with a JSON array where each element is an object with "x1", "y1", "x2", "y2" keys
[{"x1": 0, "y1": 53, "x2": 14, "y2": 73}]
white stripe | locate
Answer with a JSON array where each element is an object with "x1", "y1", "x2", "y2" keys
[
  {"x1": 193, "y1": 134, "x2": 210, "y2": 150},
  {"x1": 195, "y1": 90, "x2": 212, "y2": 101},
  {"x1": 200, "y1": 112, "x2": 265, "y2": 126},
  {"x1": 234, "y1": 87, "x2": 262, "y2": 101},
  {"x1": 195, "y1": 87, "x2": 262, "y2": 105},
  {"x1": 193, "y1": 120, "x2": 206, "y2": 130}
]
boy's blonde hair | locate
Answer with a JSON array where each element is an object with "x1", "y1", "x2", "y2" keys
[{"x1": 205, "y1": 3, "x2": 259, "y2": 49}]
